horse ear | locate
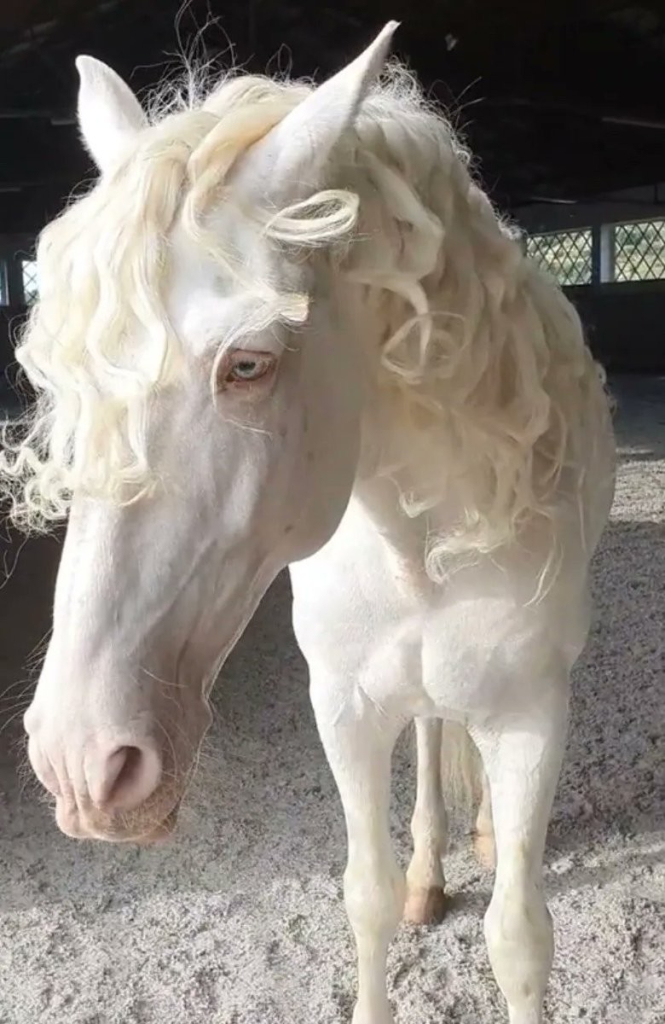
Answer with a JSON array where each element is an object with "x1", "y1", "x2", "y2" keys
[
  {"x1": 238, "y1": 21, "x2": 399, "y2": 203},
  {"x1": 75, "y1": 55, "x2": 146, "y2": 173}
]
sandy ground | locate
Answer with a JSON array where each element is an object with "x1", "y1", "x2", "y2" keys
[{"x1": 0, "y1": 375, "x2": 663, "y2": 1024}]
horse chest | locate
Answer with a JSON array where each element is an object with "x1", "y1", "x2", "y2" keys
[{"x1": 290, "y1": 535, "x2": 552, "y2": 720}]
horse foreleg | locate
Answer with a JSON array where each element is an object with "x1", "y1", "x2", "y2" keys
[
  {"x1": 470, "y1": 688, "x2": 568, "y2": 1024},
  {"x1": 311, "y1": 676, "x2": 404, "y2": 1024},
  {"x1": 404, "y1": 716, "x2": 447, "y2": 925}
]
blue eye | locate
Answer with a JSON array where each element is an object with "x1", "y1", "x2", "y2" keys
[
  {"x1": 224, "y1": 352, "x2": 275, "y2": 385},
  {"x1": 233, "y1": 360, "x2": 260, "y2": 379}
]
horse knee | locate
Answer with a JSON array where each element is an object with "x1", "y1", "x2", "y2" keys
[{"x1": 344, "y1": 859, "x2": 405, "y2": 938}]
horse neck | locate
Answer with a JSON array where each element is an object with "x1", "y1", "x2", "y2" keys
[
  {"x1": 328, "y1": 202, "x2": 465, "y2": 569},
  {"x1": 334, "y1": 291, "x2": 453, "y2": 579}
]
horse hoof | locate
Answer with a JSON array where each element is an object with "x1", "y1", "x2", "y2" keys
[
  {"x1": 473, "y1": 830, "x2": 496, "y2": 870},
  {"x1": 403, "y1": 885, "x2": 446, "y2": 925}
]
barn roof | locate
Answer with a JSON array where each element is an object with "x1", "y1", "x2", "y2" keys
[{"x1": 1, "y1": 0, "x2": 664, "y2": 231}]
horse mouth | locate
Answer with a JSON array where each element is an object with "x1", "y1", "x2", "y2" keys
[
  {"x1": 133, "y1": 805, "x2": 180, "y2": 845},
  {"x1": 55, "y1": 798, "x2": 181, "y2": 845}
]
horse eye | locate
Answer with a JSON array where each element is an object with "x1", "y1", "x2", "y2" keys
[
  {"x1": 229, "y1": 360, "x2": 261, "y2": 380},
  {"x1": 220, "y1": 351, "x2": 276, "y2": 388}
]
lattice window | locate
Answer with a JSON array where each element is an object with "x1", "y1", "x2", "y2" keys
[
  {"x1": 20, "y1": 259, "x2": 39, "y2": 304},
  {"x1": 525, "y1": 229, "x2": 593, "y2": 286},
  {"x1": 613, "y1": 219, "x2": 665, "y2": 282}
]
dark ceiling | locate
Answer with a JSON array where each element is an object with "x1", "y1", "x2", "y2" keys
[{"x1": 1, "y1": 0, "x2": 665, "y2": 233}]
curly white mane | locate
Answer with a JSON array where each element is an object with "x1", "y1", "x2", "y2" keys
[{"x1": 0, "y1": 61, "x2": 610, "y2": 582}]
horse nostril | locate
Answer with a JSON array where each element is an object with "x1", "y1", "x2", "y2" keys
[{"x1": 92, "y1": 743, "x2": 162, "y2": 811}]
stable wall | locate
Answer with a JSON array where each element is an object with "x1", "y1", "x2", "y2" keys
[
  {"x1": 0, "y1": 307, "x2": 25, "y2": 408},
  {"x1": 0, "y1": 234, "x2": 32, "y2": 406},
  {"x1": 565, "y1": 282, "x2": 665, "y2": 373}
]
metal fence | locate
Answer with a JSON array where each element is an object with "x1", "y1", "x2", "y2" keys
[
  {"x1": 526, "y1": 218, "x2": 665, "y2": 286},
  {"x1": 525, "y1": 229, "x2": 593, "y2": 286},
  {"x1": 19, "y1": 259, "x2": 38, "y2": 304},
  {"x1": 614, "y1": 220, "x2": 665, "y2": 282}
]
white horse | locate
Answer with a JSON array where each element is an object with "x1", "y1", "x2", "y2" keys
[{"x1": 1, "y1": 23, "x2": 615, "y2": 1024}]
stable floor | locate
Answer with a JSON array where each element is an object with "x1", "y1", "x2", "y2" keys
[{"x1": 0, "y1": 376, "x2": 663, "y2": 1024}]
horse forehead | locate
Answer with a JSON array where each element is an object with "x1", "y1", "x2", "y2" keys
[
  {"x1": 164, "y1": 231, "x2": 242, "y2": 352},
  {"x1": 167, "y1": 222, "x2": 231, "y2": 294},
  {"x1": 168, "y1": 203, "x2": 271, "y2": 281},
  {"x1": 164, "y1": 215, "x2": 304, "y2": 355}
]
